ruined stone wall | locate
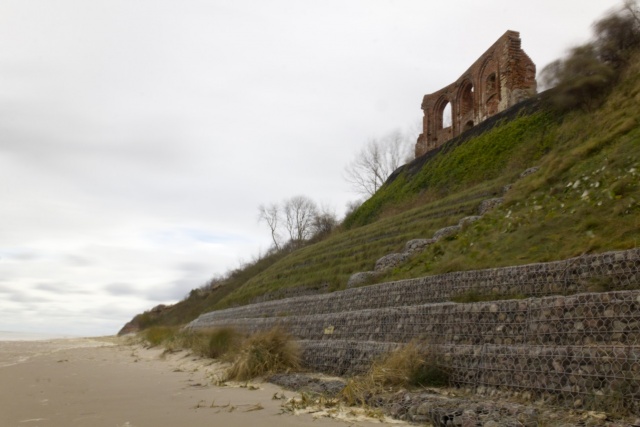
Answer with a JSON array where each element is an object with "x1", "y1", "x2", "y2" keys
[{"x1": 415, "y1": 30, "x2": 537, "y2": 158}]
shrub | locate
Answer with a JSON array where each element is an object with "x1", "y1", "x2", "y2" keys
[
  {"x1": 541, "y1": 1, "x2": 640, "y2": 112},
  {"x1": 227, "y1": 328, "x2": 300, "y2": 380}
]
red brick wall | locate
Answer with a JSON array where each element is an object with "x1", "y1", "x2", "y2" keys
[{"x1": 415, "y1": 31, "x2": 537, "y2": 158}]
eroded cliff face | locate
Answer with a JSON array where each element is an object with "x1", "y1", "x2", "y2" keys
[{"x1": 415, "y1": 30, "x2": 536, "y2": 158}]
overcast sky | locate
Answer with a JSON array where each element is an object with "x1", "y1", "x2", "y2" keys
[{"x1": 0, "y1": 0, "x2": 617, "y2": 337}]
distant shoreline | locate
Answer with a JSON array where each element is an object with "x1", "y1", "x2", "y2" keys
[{"x1": 0, "y1": 330, "x2": 80, "y2": 341}]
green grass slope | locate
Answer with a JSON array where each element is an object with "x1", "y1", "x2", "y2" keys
[
  {"x1": 378, "y1": 62, "x2": 640, "y2": 282},
  {"x1": 127, "y1": 57, "x2": 640, "y2": 331}
]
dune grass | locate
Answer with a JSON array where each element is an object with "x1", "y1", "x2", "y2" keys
[
  {"x1": 142, "y1": 326, "x2": 178, "y2": 347},
  {"x1": 142, "y1": 326, "x2": 243, "y2": 361},
  {"x1": 227, "y1": 328, "x2": 301, "y2": 381},
  {"x1": 142, "y1": 326, "x2": 301, "y2": 381},
  {"x1": 341, "y1": 342, "x2": 449, "y2": 406}
]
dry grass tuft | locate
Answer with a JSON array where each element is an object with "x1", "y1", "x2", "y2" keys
[
  {"x1": 341, "y1": 342, "x2": 449, "y2": 406},
  {"x1": 227, "y1": 328, "x2": 301, "y2": 381},
  {"x1": 161, "y1": 330, "x2": 204, "y2": 353},
  {"x1": 368, "y1": 342, "x2": 426, "y2": 387},
  {"x1": 156, "y1": 327, "x2": 242, "y2": 361},
  {"x1": 140, "y1": 327, "x2": 299, "y2": 381}
]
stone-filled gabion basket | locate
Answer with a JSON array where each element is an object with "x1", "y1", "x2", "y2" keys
[{"x1": 188, "y1": 248, "x2": 640, "y2": 415}]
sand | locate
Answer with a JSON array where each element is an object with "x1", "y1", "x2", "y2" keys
[{"x1": 0, "y1": 337, "x2": 392, "y2": 427}]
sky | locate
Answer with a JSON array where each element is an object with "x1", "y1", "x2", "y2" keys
[{"x1": 0, "y1": 0, "x2": 618, "y2": 337}]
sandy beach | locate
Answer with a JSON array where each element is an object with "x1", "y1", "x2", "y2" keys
[{"x1": 0, "y1": 337, "x2": 389, "y2": 427}]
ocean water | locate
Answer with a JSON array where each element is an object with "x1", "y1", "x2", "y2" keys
[
  {"x1": 0, "y1": 331, "x2": 110, "y2": 368},
  {"x1": 0, "y1": 330, "x2": 73, "y2": 341}
]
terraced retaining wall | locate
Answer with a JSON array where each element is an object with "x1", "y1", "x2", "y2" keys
[
  {"x1": 194, "y1": 248, "x2": 640, "y2": 322},
  {"x1": 188, "y1": 248, "x2": 640, "y2": 413},
  {"x1": 192, "y1": 291, "x2": 640, "y2": 346}
]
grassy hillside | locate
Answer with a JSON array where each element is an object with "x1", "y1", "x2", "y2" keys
[{"x1": 126, "y1": 54, "x2": 640, "y2": 331}]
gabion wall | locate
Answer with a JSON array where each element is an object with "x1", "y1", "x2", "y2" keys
[
  {"x1": 298, "y1": 341, "x2": 640, "y2": 414},
  {"x1": 193, "y1": 291, "x2": 640, "y2": 346},
  {"x1": 195, "y1": 248, "x2": 640, "y2": 323},
  {"x1": 188, "y1": 248, "x2": 640, "y2": 413}
]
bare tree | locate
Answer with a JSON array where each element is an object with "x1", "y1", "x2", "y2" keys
[
  {"x1": 344, "y1": 130, "x2": 413, "y2": 197},
  {"x1": 283, "y1": 195, "x2": 318, "y2": 244},
  {"x1": 310, "y1": 204, "x2": 338, "y2": 240},
  {"x1": 259, "y1": 197, "x2": 337, "y2": 248},
  {"x1": 258, "y1": 203, "x2": 282, "y2": 250}
]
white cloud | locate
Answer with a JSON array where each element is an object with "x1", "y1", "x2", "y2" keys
[{"x1": 0, "y1": 0, "x2": 616, "y2": 336}]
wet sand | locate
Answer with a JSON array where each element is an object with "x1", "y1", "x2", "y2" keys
[{"x1": 0, "y1": 338, "x2": 389, "y2": 427}]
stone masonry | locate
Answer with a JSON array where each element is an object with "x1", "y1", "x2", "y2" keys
[{"x1": 415, "y1": 30, "x2": 537, "y2": 157}]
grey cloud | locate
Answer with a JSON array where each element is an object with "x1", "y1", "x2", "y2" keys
[
  {"x1": 94, "y1": 304, "x2": 143, "y2": 320},
  {"x1": 176, "y1": 262, "x2": 210, "y2": 273},
  {"x1": 0, "y1": 250, "x2": 40, "y2": 261},
  {"x1": 146, "y1": 280, "x2": 195, "y2": 303},
  {"x1": 64, "y1": 255, "x2": 93, "y2": 267},
  {"x1": 104, "y1": 283, "x2": 140, "y2": 296},
  {"x1": 34, "y1": 282, "x2": 65, "y2": 293},
  {"x1": 33, "y1": 282, "x2": 92, "y2": 295},
  {"x1": 9, "y1": 292, "x2": 51, "y2": 304}
]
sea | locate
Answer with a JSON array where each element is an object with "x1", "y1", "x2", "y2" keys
[
  {"x1": 0, "y1": 330, "x2": 74, "y2": 341},
  {"x1": 0, "y1": 331, "x2": 110, "y2": 368}
]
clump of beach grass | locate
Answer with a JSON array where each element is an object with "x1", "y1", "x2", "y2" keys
[
  {"x1": 200, "y1": 327, "x2": 242, "y2": 359},
  {"x1": 140, "y1": 326, "x2": 300, "y2": 381},
  {"x1": 153, "y1": 327, "x2": 242, "y2": 360},
  {"x1": 161, "y1": 329, "x2": 208, "y2": 354},
  {"x1": 341, "y1": 342, "x2": 449, "y2": 406},
  {"x1": 227, "y1": 327, "x2": 301, "y2": 381}
]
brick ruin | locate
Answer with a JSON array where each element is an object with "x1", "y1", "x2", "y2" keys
[{"x1": 414, "y1": 30, "x2": 537, "y2": 158}]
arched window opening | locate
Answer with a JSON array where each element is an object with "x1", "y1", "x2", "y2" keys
[
  {"x1": 460, "y1": 82, "x2": 474, "y2": 116},
  {"x1": 485, "y1": 73, "x2": 496, "y2": 95},
  {"x1": 442, "y1": 102, "x2": 452, "y2": 128},
  {"x1": 464, "y1": 120, "x2": 474, "y2": 131},
  {"x1": 485, "y1": 73, "x2": 499, "y2": 116}
]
